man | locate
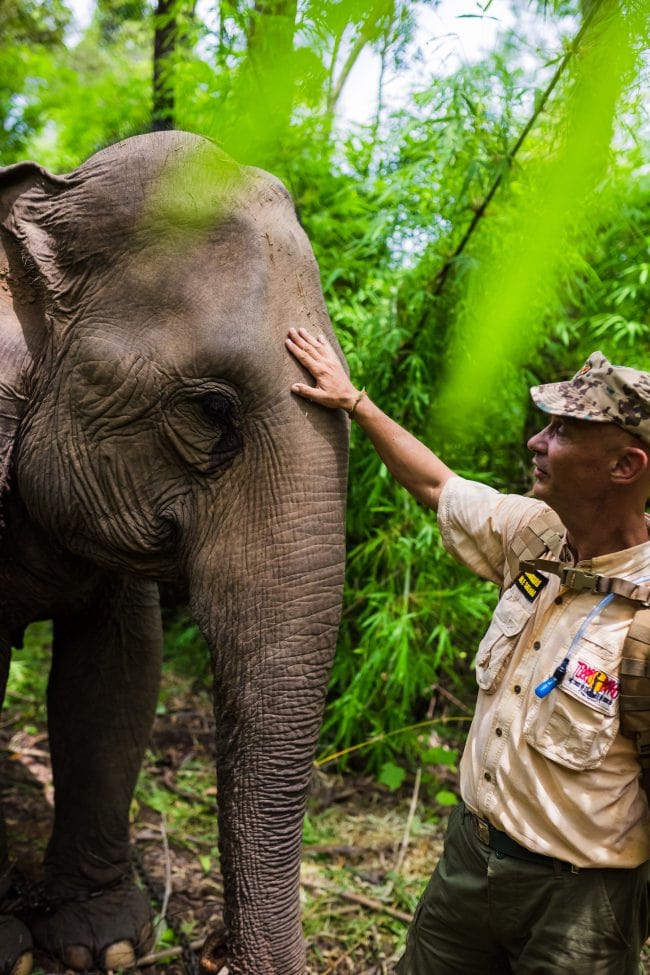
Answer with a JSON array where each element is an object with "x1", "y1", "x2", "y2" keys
[{"x1": 286, "y1": 328, "x2": 650, "y2": 974}]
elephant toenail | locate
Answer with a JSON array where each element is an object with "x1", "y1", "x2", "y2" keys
[
  {"x1": 102, "y1": 940, "x2": 136, "y2": 970},
  {"x1": 62, "y1": 944, "x2": 93, "y2": 970},
  {"x1": 10, "y1": 952, "x2": 33, "y2": 975}
]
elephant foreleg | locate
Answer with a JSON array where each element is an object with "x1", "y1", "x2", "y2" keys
[{"x1": 29, "y1": 575, "x2": 162, "y2": 972}]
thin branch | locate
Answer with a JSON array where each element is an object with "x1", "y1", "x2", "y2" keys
[
  {"x1": 394, "y1": 766, "x2": 422, "y2": 875},
  {"x1": 7, "y1": 745, "x2": 50, "y2": 760},
  {"x1": 430, "y1": 682, "x2": 472, "y2": 714},
  {"x1": 157, "y1": 811, "x2": 173, "y2": 934},
  {"x1": 395, "y1": 684, "x2": 439, "y2": 874},
  {"x1": 315, "y1": 714, "x2": 472, "y2": 767},
  {"x1": 322, "y1": 933, "x2": 373, "y2": 974},
  {"x1": 301, "y1": 879, "x2": 413, "y2": 924},
  {"x1": 137, "y1": 939, "x2": 205, "y2": 966},
  {"x1": 431, "y1": 1, "x2": 601, "y2": 297},
  {"x1": 370, "y1": 27, "x2": 390, "y2": 143},
  {"x1": 328, "y1": 5, "x2": 391, "y2": 116}
]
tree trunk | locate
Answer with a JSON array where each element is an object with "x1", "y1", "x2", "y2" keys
[{"x1": 152, "y1": 0, "x2": 176, "y2": 132}]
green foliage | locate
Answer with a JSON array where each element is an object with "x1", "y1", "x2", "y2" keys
[
  {"x1": 6, "y1": 623, "x2": 51, "y2": 712},
  {"x1": 437, "y1": 0, "x2": 650, "y2": 438},
  {"x1": 0, "y1": 0, "x2": 70, "y2": 161},
  {"x1": 378, "y1": 761, "x2": 406, "y2": 791},
  {"x1": 1, "y1": 0, "x2": 649, "y2": 781}
]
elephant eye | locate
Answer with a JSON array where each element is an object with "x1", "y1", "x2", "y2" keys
[
  {"x1": 202, "y1": 392, "x2": 234, "y2": 423},
  {"x1": 201, "y1": 392, "x2": 243, "y2": 460}
]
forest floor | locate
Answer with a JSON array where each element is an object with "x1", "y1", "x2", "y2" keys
[
  {"x1": 3, "y1": 631, "x2": 650, "y2": 975},
  {"x1": 2, "y1": 724, "x2": 441, "y2": 974},
  {"x1": 0, "y1": 644, "x2": 447, "y2": 975}
]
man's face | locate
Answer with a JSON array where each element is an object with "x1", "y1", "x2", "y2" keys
[{"x1": 527, "y1": 415, "x2": 628, "y2": 509}]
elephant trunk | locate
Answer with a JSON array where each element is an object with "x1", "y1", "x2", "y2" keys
[{"x1": 188, "y1": 416, "x2": 348, "y2": 975}]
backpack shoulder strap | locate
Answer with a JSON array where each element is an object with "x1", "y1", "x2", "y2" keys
[
  {"x1": 619, "y1": 607, "x2": 650, "y2": 806},
  {"x1": 504, "y1": 508, "x2": 565, "y2": 591},
  {"x1": 619, "y1": 608, "x2": 650, "y2": 736}
]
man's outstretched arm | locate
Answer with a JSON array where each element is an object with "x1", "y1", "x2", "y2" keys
[{"x1": 286, "y1": 327, "x2": 456, "y2": 512}]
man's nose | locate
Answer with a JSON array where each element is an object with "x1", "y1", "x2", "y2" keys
[{"x1": 527, "y1": 426, "x2": 548, "y2": 452}]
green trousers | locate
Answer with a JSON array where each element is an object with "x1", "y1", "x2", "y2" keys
[{"x1": 396, "y1": 803, "x2": 649, "y2": 974}]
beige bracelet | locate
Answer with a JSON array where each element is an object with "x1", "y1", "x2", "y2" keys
[{"x1": 348, "y1": 387, "x2": 366, "y2": 418}]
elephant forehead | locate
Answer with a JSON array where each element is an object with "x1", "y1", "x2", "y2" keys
[
  {"x1": 105, "y1": 233, "x2": 266, "y2": 370},
  {"x1": 125, "y1": 215, "x2": 266, "y2": 304},
  {"x1": 107, "y1": 211, "x2": 326, "y2": 376}
]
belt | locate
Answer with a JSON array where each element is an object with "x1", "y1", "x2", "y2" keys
[{"x1": 467, "y1": 810, "x2": 580, "y2": 874}]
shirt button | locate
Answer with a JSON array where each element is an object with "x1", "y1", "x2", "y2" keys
[
  {"x1": 555, "y1": 596, "x2": 563, "y2": 605},
  {"x1": 484, "y1": 772, "x2": 492, "y2": 782},
  {"x1": 533, "y1": 641, "x2": 541, "y2": 650},
  {"x1": 495, "y1": 728, "x2": 503, "y2": 737},
  {"x1": 514, "y1": 685, "x2": 522, "y2": 694}
]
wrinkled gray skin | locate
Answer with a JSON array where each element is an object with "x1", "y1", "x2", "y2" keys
[{"x1": 0, "y1": 131, "x2": 348, "y2": 975}]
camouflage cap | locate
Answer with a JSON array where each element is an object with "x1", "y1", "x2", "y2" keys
[{"x1": 530, "y1": 351, "x2": 650, "y2": 445}]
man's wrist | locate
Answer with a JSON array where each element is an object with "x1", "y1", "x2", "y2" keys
[{"x1": 347, "y1": 388, "x2": 367, "y2": 418}]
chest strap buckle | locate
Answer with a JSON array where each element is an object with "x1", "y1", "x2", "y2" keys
[{"x1": 559, "y1": 567, "x2": 600, "y2": 593}]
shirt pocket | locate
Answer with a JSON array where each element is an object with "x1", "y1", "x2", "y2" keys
[
  {"x1": 474, "y1": 589, "x2": 535, "y2": 694},
  {"x1": 523, "y1": 635, "x2": 620, "y2": 771}
]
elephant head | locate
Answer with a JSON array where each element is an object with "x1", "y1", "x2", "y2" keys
[{"x1": 0, "y1": 132, "x2": 348, "y2": 974}]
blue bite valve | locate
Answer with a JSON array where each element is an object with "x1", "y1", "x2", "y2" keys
[
  {"x1": 535, "y1": 676, "x2": 558, "y2": 699},
  {"x1": 534, "y1": 659, "x2": 568, "y2": 700}
]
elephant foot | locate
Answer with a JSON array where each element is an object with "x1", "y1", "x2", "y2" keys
[
  {"x1": 0, "y1": 916, "x2": 33, "y2": 975},
  {"x1": 29, "y1": 879, "x2": 153, "y2": 972}
]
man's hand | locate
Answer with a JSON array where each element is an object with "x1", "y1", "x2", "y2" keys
[
  {"x1": 286, "y1": 327, "x2": 360, "y2": 413},
  {"x1": 286, "y1": 326, "x2": 454, "y2": 509}
]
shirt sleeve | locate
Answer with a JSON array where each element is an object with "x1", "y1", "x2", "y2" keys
[{"x1": 437, "y1": 476, "x2": 551, "y2": 585}]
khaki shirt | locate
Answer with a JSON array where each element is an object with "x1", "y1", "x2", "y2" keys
[{"x1": 438, "y1": 475, "x2": 650, "y2": 868}]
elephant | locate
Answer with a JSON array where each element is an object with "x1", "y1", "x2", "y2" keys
[{"x1": 0, "y1": 130, "x2": 349, "y2": 975}]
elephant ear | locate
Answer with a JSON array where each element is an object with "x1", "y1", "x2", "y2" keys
[
  {"x1": 0, "y1": 161, "x2": 70, "y2": 351},
  {"x1": 0, "y1": 161, "x2": 67, "y2": 527}
]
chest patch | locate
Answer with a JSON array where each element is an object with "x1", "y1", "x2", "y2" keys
[
  {"x1": 564, "y1": 657, "x2": 619, "y2": 716},
  {"x1": 515, "y1": 570, "x2": 548, "y2": 603}
]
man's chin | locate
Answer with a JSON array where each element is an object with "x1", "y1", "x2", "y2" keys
[{"x1": 530, "y1": 479, "x2": 548, "y2": 499}]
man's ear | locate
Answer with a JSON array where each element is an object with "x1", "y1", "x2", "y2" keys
[{"x1": 610, "y1": 445, "x2": 649, "y2": 485}]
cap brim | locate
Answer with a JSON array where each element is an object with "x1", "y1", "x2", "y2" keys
[{"x1": 529, "y1": 381, "x2": 611, "y2": 423}]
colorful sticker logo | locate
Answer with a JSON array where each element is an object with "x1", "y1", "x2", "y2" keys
[{"x1": 564, "y1": 658, "x2": 619, "y2": 716}]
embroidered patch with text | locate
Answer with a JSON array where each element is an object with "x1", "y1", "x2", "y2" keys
[
  {"x1": 564, "y1": 658, "x2": 619, "y2": 716},
  {"x1": 515, "y1": 570, "x2": 548, "y2": 603}
]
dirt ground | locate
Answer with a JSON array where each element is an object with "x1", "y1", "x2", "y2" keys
[
  {"x1": 0, "y1": 696, "x2": 444, "y2": 975},
  {"x1": 2, "y1": 700, "x2": 649, "y2": 975}
]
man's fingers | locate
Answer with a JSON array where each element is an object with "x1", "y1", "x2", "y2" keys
[
  {"x1": 299, "y1": 328, "x2": 331, "y2": 355},
  {"x1": 286, "y1": 333, "x2": 315, "y2": 362},
  {"x1": 291, "y1": 382, "x2": 323, "y2": 402},
  {"x1": 290, "y1": 327, "x2": 330, "y2": 355}
]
